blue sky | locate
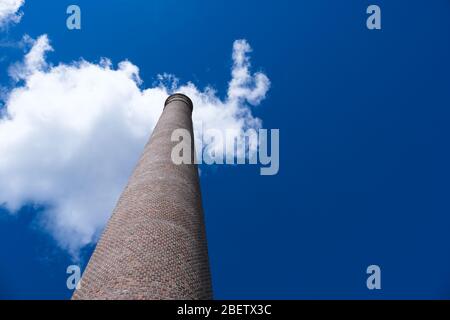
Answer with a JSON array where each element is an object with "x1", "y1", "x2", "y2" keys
[{"x1": 1, "y1": 0, "x2": 450, "y2": 299}]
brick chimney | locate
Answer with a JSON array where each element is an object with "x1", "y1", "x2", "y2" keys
[{"x1": 72, "y1": 93, "x2": 212, "y2": 300}]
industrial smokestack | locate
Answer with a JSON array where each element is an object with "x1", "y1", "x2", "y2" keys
[{"x1": 72, "y1": 93, "x2": 212, "y2": 300}]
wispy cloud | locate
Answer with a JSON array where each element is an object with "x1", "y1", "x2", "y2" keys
[
  {"x1": 0, "y1": 0, "x2": 25, "y2": 28},
  {"x1": 8, "y1": 34, "x2": 53, "y2": 81}
]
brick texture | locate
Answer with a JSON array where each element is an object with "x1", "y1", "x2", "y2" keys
[{"x1": 72, "y1": 94, "x2": 213, "y2": 300}]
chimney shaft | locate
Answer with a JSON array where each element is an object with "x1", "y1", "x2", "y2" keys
[{"x1": 72, "y1": 94, "x2": 212, "y2": 300}]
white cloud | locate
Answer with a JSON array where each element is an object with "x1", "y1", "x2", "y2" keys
[
  {"x1": 0, "y1": 34, "x2": 270, "y2": 257},
  {"x1": 0, "y1": 0, "x2": 25, "y2": 28},
  {"x1": 228, "y1": 39, "x2": 270, "y2": 105},
  {"x1": 9, "y1": 34, "x2": 53, "y2": 81}
]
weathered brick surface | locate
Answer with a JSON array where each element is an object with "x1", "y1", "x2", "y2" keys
[{"x1": 72, "y1": 94, "x2": 212, "y2": 300}]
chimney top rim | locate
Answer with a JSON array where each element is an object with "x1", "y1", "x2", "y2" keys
[{"x1": 164, "y1": 93, "x2": 193, "y2": 111}]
